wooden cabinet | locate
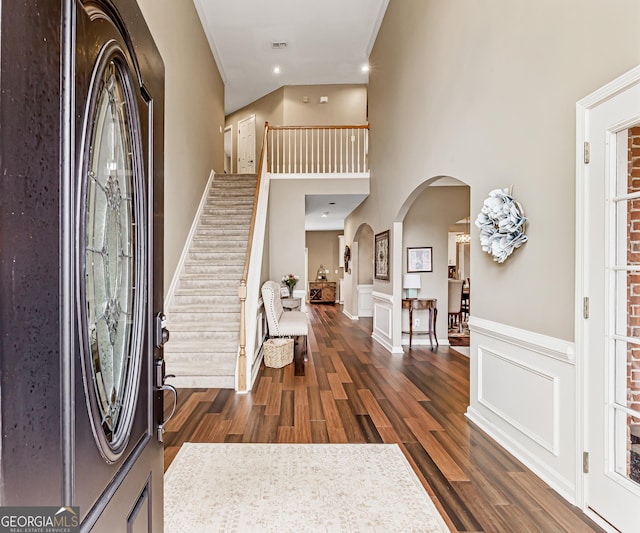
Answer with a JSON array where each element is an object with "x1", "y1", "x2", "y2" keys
[{"x1": 309, "y1": 281, "x2": 336, "y2": 303}]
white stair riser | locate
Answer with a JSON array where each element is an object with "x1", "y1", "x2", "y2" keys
[
  {"x1": 187, "y1": 252, "x2": 245, "y2": 262},
  {"x1": 194, "y1": 227, "x2": 249, "y2": 235},
  {"x1": 183, "y1": 263, "x2": 243, "y2": 274},
  {"x1": 189, "y1": 241, "x2": 247, "y2": 249},
  {"x1": 203, "y1": 204, "x2": 253, "y2": 210},
  {"x1": 176, "y1": 280, "x2": 238, "y2": 291},
  {"x1": 168, "y1": 329, "x2": 239, "y2": 342},
  {"x1": 174, "y1": 289, "x2": 238, "y2": 298},
  {"x1": 167, "y1": 321, "x2": 240, "y2": 332},
  {"x1": 172, "y1": 294, "x2": 240, "y2": 307}
]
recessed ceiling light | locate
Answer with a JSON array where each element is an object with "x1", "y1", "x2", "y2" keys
[
  {"x1": 273, "y1": 66, "x2": 281, "y2": 74},
  {"x1": 361, "y1": 64, "x2": 370, "y2": 73},
  {"x1": 329, "y1": 202, "x2": 335, "y2": 205},
  {"x1": 321, "y1": 212, "x2": 329, "y2": 217}
]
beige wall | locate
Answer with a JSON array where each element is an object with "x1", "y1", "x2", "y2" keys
[
  {"x1": 283, "y1": 85, "x2": 367, "y2": 125},
  {"x1": 346, "y1": 0, "x2": 640, "y2": 341},
  {"x1": 356, "y1": 224, "x2": 373, "y2": 285},
  {"x1": 225, "y1": 87, "x2": 285, "y2": 174},
  {"x1": 306, "y1": 231, "x2": 343, "y2": 285},
  {"x1": 403, "y1": 185, "x2": 470, "y2": 341},
  {"x1": 137, "y1": 0, "x2": 225, "y2": 293}
]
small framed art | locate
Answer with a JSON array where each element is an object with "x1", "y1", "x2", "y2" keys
[{"x1": 407, "y1": 247, "x2": 433, "y2": 273}]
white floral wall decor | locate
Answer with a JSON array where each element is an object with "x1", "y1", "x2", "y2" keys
[{"x1": 475, "y1": 188, "x2": 528, "y2": 263}]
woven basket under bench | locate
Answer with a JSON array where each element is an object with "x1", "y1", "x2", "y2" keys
[{"x1": 263, "y1": 338, "x2": 294, "y2": 368}]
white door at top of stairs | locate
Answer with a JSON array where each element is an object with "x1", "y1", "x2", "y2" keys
[{"x1": 238, "y1": 115, "x2": 255, "y2": 174}]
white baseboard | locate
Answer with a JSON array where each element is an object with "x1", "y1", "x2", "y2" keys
[
  {"x1": 343, "y1": 309, "x2": 359, "y2": 321},
  {"x1": 372, "y1": 331, "x2": 403, "y2": 354}
]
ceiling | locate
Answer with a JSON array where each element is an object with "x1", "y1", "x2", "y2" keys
[
  {"x1": 193, "y1": 0, "x2": 390, "y2": 115},
  {"x1": 305, "y1": 194, "x2": 368, "y2": 231}
]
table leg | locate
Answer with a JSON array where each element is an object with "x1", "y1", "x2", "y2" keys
[
  {"x1": 408, "y1": 304, "x2": 413, "y2": 349},
  {"x1": 432, "y1": 307, "x2": 438, "y2": 349}
]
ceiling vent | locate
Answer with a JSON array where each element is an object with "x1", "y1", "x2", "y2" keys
[{"x1": 271, "y1": 41, "x2": 288, "y2": 49}]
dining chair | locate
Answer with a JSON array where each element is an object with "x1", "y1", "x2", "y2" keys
[{"x1": 448, "y1": 279, "x2": 464, "y2": 332}]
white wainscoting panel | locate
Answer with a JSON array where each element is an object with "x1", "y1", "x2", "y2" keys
[
  {"x1": 371, "y1": 291, "x2": 397, "y2": 353},
  {"x1": 478, "y1": 347, "x2": 558, "y2": 455},
  {"x1": 357, "y1": 284, "x2": 373, "y2": 317},
  {"x1": 467, "y1": 316, "x2": 577, "y2": 504}
]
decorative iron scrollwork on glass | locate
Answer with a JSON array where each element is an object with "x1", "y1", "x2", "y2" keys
[{"x1": 79, "y1": 45, "x2": 146, "y2": 463}]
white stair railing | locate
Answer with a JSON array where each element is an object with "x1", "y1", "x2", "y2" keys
[{"x1": 267, "y1": 125, "x2": 369, "y2": 174}]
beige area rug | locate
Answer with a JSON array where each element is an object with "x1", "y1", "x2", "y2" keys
[{"x1": 164, "y1": 443, "x2": 451, "y2": 532}]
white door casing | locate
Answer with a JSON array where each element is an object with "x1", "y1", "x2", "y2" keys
[
  {"x1": 224, "y1": 125, "x2": 233, "y2": 173},
  {"x1": 238, "y1": 114, "x2": 256, "y2": 173},
  {"x1": 578, "y1": 65, "x2": 640, "y2": 532}
]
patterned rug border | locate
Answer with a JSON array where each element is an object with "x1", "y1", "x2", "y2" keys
[{"x1": 165, "y1": 442, "x2": 451, "y2": 532}]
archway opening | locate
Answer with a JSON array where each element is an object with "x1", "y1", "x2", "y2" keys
[{"x1": 395, "y1": 176, "x2": 471, "y2": 354}]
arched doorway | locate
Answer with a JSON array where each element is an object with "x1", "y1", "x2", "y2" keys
[
  {"x1": 342, "y1": 222, "x2": 375, "y2": 327},
  {"x1": 392, "y1": 176, "x2": 471, "y2": 354},
  {"x1": 352, "y1": 223, "x2": 374, "y2": 320}
]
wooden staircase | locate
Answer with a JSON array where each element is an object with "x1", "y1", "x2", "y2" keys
[{"x1": 164, "y1": 174, "x2": 257, "y2": 388}]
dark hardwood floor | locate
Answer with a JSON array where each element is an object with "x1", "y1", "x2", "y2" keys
[{"x1": 164, "y1": 303, "x2": 602, "y2": 532}]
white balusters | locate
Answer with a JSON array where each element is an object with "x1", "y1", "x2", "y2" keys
[{"x1": 266, "y1": 125, "x2": 369, "y2": 174}]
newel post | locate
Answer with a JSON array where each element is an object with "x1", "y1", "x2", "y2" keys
[{"x1": 238, "y1": 279, "x2": 247, "y2": 392}]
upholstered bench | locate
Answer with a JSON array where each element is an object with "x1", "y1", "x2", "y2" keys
[{"x1": 261, "y1": 280, "x2": 308, "y2": 360}]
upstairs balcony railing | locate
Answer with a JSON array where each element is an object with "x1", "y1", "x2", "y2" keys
[{"x1": 267, "y1": 125, "x2": 369, "y2": 174}]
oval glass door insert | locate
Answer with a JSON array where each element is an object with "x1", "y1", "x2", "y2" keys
[{"x1": 80, "y1": 46, "x2": 146, "y2": 463}]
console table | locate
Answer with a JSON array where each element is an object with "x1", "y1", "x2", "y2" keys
[
  {"x1": 402, "y1": 298, "x2": 438, "y2": 350},
  {"x1": 309, "y1": 281, "x2": 336, "y2": 303}
]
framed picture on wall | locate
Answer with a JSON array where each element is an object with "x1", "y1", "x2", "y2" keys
[
  {"x1": 407, "y1": 247, "x2": 433, "y2": 272},
  {"x1": 374, "y1": 230, "x2": 390, "y2": 280}
]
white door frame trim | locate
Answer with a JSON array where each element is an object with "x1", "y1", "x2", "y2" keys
[
  {"x1": 576, "y1": 64, "x2": 640, "y2": 520},
  {"x1": 223, "y1": 124, "x2": 233, "y2": 174}
]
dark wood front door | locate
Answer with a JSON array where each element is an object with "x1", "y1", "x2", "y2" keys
[{"x1": 0, "y1": 1, "x2": 167, "y2": 530}]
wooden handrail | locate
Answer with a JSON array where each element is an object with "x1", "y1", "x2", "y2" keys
[
  {"x1": 237, "y1": 122, "x2": 269, "y2": 392},
  {"x1": 268, "y1": 124, "x2": 369, "y2": 130},
  {"x1": 242, "y1": 122, "x2": 269, "y2": 283}
]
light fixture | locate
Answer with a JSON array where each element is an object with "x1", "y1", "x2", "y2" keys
[
  {"x1": 321, "y1": 211, "x2": 329, "y2": 218},
  {"x1": 273, "y1": 66, "x2": 281, "y2": 74},
  {"x1": 403, "y1": 273, "x2": 421, "y2": 299},
  {"x1": 361, "y1": 64, "x2": 370, "y2": 73},
  {"x1": 456, "y1": 216, "x2": 471, "y2": 243}
]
